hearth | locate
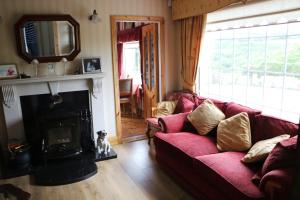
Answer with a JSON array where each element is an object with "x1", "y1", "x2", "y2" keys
[{"x1": 19, "y1": 90, "x2": 97, "y2": 185}]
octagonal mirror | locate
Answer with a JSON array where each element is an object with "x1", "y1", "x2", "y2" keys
[{"x1": 15, "y1": 15, "x2": 81, "y2": 63}]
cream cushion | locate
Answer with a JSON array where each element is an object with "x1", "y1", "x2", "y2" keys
[
  {"x1": 153, "y1": 101, "x2": 177, "y2": 118},
  {"x1": 187, "y1": 99, "x2": 225, "y2": 135},
  {"x1": 217, "y1": 112, "x2": 252, "y2": 151},
  {"x1": 241, "y1": 134, "x2": 290, "y2": 163}
]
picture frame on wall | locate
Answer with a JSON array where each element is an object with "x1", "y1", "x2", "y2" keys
[
  {"x1": 82, "y1": 57, "x2": 102, "y2": 74},
  {"x1": 0, "y1": 64, "x2": 18, "y2": 79}
]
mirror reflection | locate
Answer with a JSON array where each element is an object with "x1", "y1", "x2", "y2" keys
[{"x1": 22, "y1": 21, "x2": 75, "y2": 57}]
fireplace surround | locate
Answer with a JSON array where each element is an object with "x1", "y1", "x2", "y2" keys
[{"x1": 0, "y1": 74, "x2": 105, "y2": 185}]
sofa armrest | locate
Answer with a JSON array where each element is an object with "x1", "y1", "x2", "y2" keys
[
  {"x1": 260, "y1": 168, "x2": 294, "y2": 200},
  {"x1": 158, "y1": 112, "x2": 190, "y2": 133}
]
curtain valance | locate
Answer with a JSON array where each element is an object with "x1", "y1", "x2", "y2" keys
[
  {"x1": 117, "y1": 27, "x2": 141, "y2": 43},
  {"x1": 172, "y1": 0, "x2": 247, "y2": 20}
]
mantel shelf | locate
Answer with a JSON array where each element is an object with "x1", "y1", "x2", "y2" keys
[{"x1": 0, "y1": 73, "x2": 105, "y2": 86}]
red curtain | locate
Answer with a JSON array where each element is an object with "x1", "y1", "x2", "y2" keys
[
  {"x1": 117, "y1": 43, "x2": 123, "y2": 78},
  {"x1": 117, "y1": 27, "x2": 141, "y2": 43},
  {"x1": 117, "y1": 27, "x2": 142, "y2": 79}
]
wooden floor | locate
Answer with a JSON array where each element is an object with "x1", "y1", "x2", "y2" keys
[
  {"x1": 121, "y1": 117, "x2": 147, "y2": 141},
  {"x1": 0, "y1": 140, "x2": 194, "y2": 200}
]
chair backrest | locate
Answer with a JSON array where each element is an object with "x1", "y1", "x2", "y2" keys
[{"x1": 119, "y1": 78, "x2": 133, "y2": 97}]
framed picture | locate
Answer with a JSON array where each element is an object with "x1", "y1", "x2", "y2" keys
[
  {"x1": 0, "y1": 64, "x2": 18, "y2": 79},
  {"x1": 82, "y1": 57, "x2": 102, "y2": 74}
]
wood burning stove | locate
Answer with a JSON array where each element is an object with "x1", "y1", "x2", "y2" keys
[
  {"x1": 41, "y1": 111, "x2": 82, "y2": 162},
  {"x1": 19, "y1": 91, "x2": 97, "y2": 185}
]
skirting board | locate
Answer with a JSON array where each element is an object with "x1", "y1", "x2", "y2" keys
[{"x1": 108, "y1": 135, "x2": 119, "y2": 145}]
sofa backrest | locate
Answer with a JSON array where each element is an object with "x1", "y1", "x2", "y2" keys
[
  {"x1": 168, "y1": 92, "x2": 299, "y2": 144},
  {"x1": 224, "y1": 102, "x2": 262, "y2": 135},
  {"x1": 252, "y1": 114, "x2": 298, "y2": 144},
  {"x1": 167, "y1": 91, "x2": 195, "y2": 102},
  {"x1": 194, "y1": 96, "x2": 227, "y2": 113}
]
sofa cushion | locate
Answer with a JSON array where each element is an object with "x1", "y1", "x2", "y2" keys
[
  {"x1": 217, "y1": 112, "x2": 252, "y2": 152},
  {"x1": 242, "y1": 134, "x2": 290, "y2": 163},
  {"x1": 194, "y1": 152, "x2": 264, "y2": 200},
  {"x1": 195, "y1": 96, "x2": 227, "y2": 112},
  {"x1": 261, "y1": 136, "x2": 297, "y2": 176},
  {"x1": 155, "y1": 146, "x2": 227, "y2": 200},
  {"x1": 225, "y1": 102, "x2": 261, "y2": 134},
  {"x1": 153, "y1": 101, "x2": 177, "y2": 118},
  {"x1": 188, "y1": 99, "x2": 225, "y2": 135},
  {"x1": 154, "y1": 132, "x2": 219, "y2": 167},
  {"x1": 156, "y1": 153, "x2": 219, "y2": 200},
  {"x1": 252, "y1": 114, "x2": 298, "y2": 143},
  {"x1": 173, "y1": 96, "x2": 194, "y2": 114}
]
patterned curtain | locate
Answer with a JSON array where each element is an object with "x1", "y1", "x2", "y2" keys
[
  {"x1": 181, "y1": 15, "x2": 206, "y2": 92},
  {"x1": 117, "y1": 43, "x2": 123, "y2": 78}
]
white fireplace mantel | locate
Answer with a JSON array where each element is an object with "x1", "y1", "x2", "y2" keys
[
  {"x1": 0, "y1": 73, "x2": 106, "y2": 143},
  {"x1": 0, "y1": 73, "x2": 105, "y2": 86}
]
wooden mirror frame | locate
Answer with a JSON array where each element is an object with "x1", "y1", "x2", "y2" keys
[{"x1": 15, "y1": 14, "x2": 81, "y2": 63}]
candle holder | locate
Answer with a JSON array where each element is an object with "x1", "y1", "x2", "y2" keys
[
  {"x1": 61, "y1": 57, "x2": 68, "y2": 75},
  {"x1": 31, "y1": 59, "x2": 39, "y2": 77}
]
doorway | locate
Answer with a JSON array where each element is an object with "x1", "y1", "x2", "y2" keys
[{"x1": 111, "y1": 16, "x2": 165, "y2": 143}]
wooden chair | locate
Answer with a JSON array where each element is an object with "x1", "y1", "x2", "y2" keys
[{"x1": 119, "y1": 78, "x2": 133, "y2": 117}]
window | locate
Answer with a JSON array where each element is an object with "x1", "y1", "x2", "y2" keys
[
  {"x1": 198, "y1": 22, "x2": 300, "y2": 123},
  {"x1": 122, "y1": 41, "x2": 142, "y2": 85}
]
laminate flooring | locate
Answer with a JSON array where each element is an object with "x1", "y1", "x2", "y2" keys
[
  {"x1": 121, "y1": 117, "x2": 147, "y2": 141},
  {"x1": 0, "y1": 140, "x2": 194, "y2": 200}
]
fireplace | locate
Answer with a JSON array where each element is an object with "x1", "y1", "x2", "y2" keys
[
  {"x1": 0, "y1": 74, "x2": 106, "y2": 184},
  {"x1": 19, "y1": 90, "x2": 97, "y2": 185}
]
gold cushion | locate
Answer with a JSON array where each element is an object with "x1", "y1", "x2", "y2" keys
[
  {"x1": 217, "y1": 112, "x2": 252, "y2": 151},
  {"x1": 153, "y1": 101, "x2": 177, "y2": 118},
  {"x1": 187, "y1": 99, "x2": 225, "y2": 135},
  {"x1": 241, "y1": 134, "x2": 290, "y2": 163}
]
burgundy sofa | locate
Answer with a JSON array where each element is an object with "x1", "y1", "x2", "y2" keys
[{"x1": 153, "y1": 97, "x2": 298, "y2": 200}]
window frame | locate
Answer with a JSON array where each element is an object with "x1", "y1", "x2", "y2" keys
[{"x1": 197, "y1": 21, "x2": 300, "y2": 123}]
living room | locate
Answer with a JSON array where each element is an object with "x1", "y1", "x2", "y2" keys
[{"x1": 0, "y1": 0, "x2": 299, "y2": 199}]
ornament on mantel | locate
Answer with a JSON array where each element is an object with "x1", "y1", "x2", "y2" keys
[
  {"x1": 31, "y1": 59, "x2": 39, "y2": 77},
  {"x1": 61, "y1": 57, "x2": 68, "y2": 75}
]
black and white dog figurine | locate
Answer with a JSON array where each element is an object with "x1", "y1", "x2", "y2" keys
[{"x1": 96, "y1": 130, "x2": 111, "y2": 155}]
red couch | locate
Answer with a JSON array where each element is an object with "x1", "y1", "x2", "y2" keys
[{"x1": 153, "y1": 98, "x2": 298, "y2": 200}]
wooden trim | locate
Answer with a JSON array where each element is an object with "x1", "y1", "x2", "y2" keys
[
  {"x1": 108, "y1": 135, "x2": 119, "y2": 145},
  {"x1": 172, "y1": 0, "x2": 245, "y2": 20},
  {"x1": 121, "y1": 135, "x2": 147, "y2": 143},
  {"x1": 110, "y1": 15, "x2": 165, "y2": 143}
]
